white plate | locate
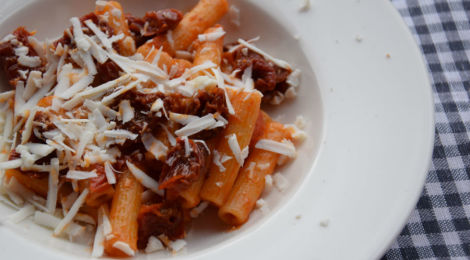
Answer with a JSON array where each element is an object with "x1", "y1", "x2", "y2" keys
[{"x1": 0, "y1": 0, "x2": 434, "y2": 259}]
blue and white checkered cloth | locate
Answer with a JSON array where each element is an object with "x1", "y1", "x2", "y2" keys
[{"x1": 383, "y1": 0, "x2": 470, "y2": 259}]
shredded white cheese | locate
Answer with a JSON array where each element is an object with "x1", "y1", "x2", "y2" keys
[
  {"x1": 255, "y1": 139, "x2": 296, "y2": 158},
  {"x1": 145, "y1": 236, "x2": 164, "y2": 253},
  {"x1": 91, "y1": 219, "x2": 105, "y2": 257},
  {"x1": 169, "y1": 239, "x2": 187, "y2": 253},
  {"x1": 0, "y1": 159, "x2": 22, "y2": 170},
  {"x1": 113, "y1": 241, "x2": 135, "y2": 256},
  {"x1": 255, "y1": 199, "x2": 269, "y2": 214},
  {"x1": 66, "y1": 170, "x2": 98, "y2": 180},
  {"x1": 198, "y1": 27, "x2": 226, "y2": 42},
  {"x1": 174, "y1": 114, "x2": 218, "y2": 137},
  {"x1": 103, "y1": 129, "x2": 138, "y2": 140},
  {"x1": 264, "y1": 174, "x2": 273, "y2": 191},
  {"x1": 227, "y1": 134, "x2": 246, "y2": 165},
  {"x1": 6, "y1": 204, "x2": 35, "y2": 223},
  {"x1": 190, "y1": 201, "x2": 209, "y2": 218},
  {"x1": 54, "y1": 188, "x2": 89, "y2": 236},
  {"x1": 273, "y1": 172, "x2": 289, "y2": 192},
  {"x1": 70, "y1": 17, "x2": 91, "y2": 51},
  {"x1": 126, "y1": 161, "x2": 163, "y2": 196},
  {"x1": 142, "y1": 133, "x2": 168, "y2": 160},
  {"x1": 46, "y1": 158, "x2": 59, "y2": 213},
  {"x1": 229, "y1": 5, "x2": 241, "y2": 27},
  {"x1": 238, "y1": 39, "x2": 291, "y2": 70},
  {"x1": 119, "y1": 100, "x2": 134, "y2": 123},
  {"x1": 18, "y1": 55, "x2": 41, "y2": 68},
  {"x1": 169, "y1": 112, "x2": 200, "y2": 125},
  {"x1": 104, "y1": 161, "x2": 117, "y2": 184}
]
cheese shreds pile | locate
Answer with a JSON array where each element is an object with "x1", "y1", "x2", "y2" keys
[
  {"x1": 0, "y1": 0, "x2": 306, "y2": 257},
  {"x1": 0, "y1": 15, "x2": 271, "y2": 180}
]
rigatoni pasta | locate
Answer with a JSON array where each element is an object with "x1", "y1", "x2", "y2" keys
[
  {"x1": 0, "y1": 0, "x2": 305, "y2": 258},
  {"x1": 200, "y1": 89, "x2": 262, "y2": 206},
  {"x1": 218, "y1": 112, "x2": 291, "y2": 225},
  {"x1": 105, "y1": 170, "x2": 142, "y2": 257}
]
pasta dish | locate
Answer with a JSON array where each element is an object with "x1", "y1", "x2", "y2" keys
[{"x1": 0, "y1": 0, "x2": 306, "y2": 257}]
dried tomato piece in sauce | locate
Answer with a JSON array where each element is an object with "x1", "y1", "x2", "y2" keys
[
  {"x1": 223, "y1": 46, "x2": 292, "y2": 99},
  {"x1": 159, "y1": 138, "x2": 208, "y2": 191},
  {"x1": 137, "y1": 202, "x2": 185, "y2": 249},
  {"x1": 0, "y1": 27, "x2": 44, "y2": 88},
  {"x1": 126, "y1": 9, "x2": 183, "y2": 47}
]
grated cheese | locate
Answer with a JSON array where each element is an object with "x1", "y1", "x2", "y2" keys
[
  {"x1": 0, "y1": 159, "x2": 22, "y2": 170},
  {"x1": 84, "y1": 99, "x2": 118, "y2": 119},
  {"x1": 198, "y1": 27, "x2": 226, "y2": 42},
  {"x1": 284, "y1": 86, "x2": 297, "y2": 99},
  {"x1": 142, "y1": 133, "x2": 168, "y2": 160},
  {"x1": 53, "y1": 188, "x2": 89, "y2": 236},
  {"x1": 238, "y1": 39, "x2": 291, "y2": 70},
  {"x1": 0, "y1": 90, "x2": 14, "y2": 102},
  {"x1": 286, "y1": 68, "x2": 301, "y2": 87},
  {"x1": 46, "y1": 158, "x2": 59, "y2": 213},
  {"x1": 104, "y1": 161, "x2": 117, "y2": 184},
  {"x1": 91, "y1": 218, "x2": 104, "y2": 257},
  {"x1": 80, "y1": 51, "x2": 97, "y2": 75},
  {"x1": 255, "y1": 139, "x2": 296, "y2": 158},
  {"x1": 28, "y1": 36, "x2": 46, "y2": 59},
  {"x1": 70, "y1": 17, "x2": 91, "y2": 51},
  {"x1": 66, "y1": 170, "x2": 98, "y2": 180},
  {"x1": 145, "y1": 236, "x2": 164, "y2": 253},
  {"x1": 169, "y1": 239, "x2": 187, "y2": 253},
  {"x1": 273, "y1": 172, "x2": 289, "y2": 192},
  {"x1": 103, "y1": 129, "x2": 138, "y2": 140},
  {"x1": 187, "y1": 76, "x2": 217, "y2": 93},
  {"x1": 264, "y1": 174, "x2": 273, "y2": 191},
  {"x1": 229, "y1": 5, "x2": 241, "y2": 27},
  {"x1": 246, "y1": 162, "x2": 257, "y2": 179},
  {"x1": 85, "y1": 35, "x2": 108, "y2": 64},
  {"x1": 160, "y1": 124, "x2": 176, "y2": 146},
  {"x1": 190, "y1": 201, "x2": 209, "y2": 218},
  {"x1": 126, "y1": 161, "x2": 163, "y2": 196},
  {"x1": 119, "y1": 100, "x2": 134, "y2": 123},
  {"x1": 255, "y1": 199, "x2": 269, "y2": 214},
  {"x1": 75, "y1": 213, "x2": 96, "y2": 225},
  {"x1": 113, "y1": 241, "x2": 135, "y2": 256},
  {"x1": 226, "y1": 134, "x2": 246, "y2": 165},
  {"x1": 6, "y1": 189, "x2": 24, "y2": 206},
  {"x1": 84, "y1": 19, "x2": 112, "y2": 50},
  {"x1": 212, "y1": 150, "x2": 225, "y2": 172},
  {"x1": 212, "y1": 68, "x2": 235, "y2": 115},
  {"x1": 59, "y1": 75, "x2": 94, "y2": 99},
  {"x1": 101, "y1": 80, "x2": 140, "y2": 105},
  {"x1": 175, "y1": 50, "x2": 193, "y2": 60},
  {"x1": 6, "y1": 204, "x2": 35, "y2": 223},
  {"x1": 21, "y1": 108, "x2": 37, "y2": 144},
  {"x1": 268, "y1": 91, "x2": 283, "y2": 105},
  {"x1": 169, "y1": 112, "x2": 200, "y2": 125},
  {"x1": 182, "y1": 136, "x2": 191, "y2": 157},
  {"x1": 99, "y1": 205, "x2": 112, "y2": 238},
  {"x1": 23, "y1": 70, "x2": 42, "y2": 100},
  {"x1": 150, "y1": 98, "x2": 164, "y2": 113},
  {"x1": 18, "y1": 55, "x2": 41, "y2": 68},
  {"x1": 174, "y1": 114, "x2": 218, "y2": 137}
]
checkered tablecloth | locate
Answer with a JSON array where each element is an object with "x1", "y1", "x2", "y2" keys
[{"x1": 382, "y1": 0, "x2": 470, "y2": 259}]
